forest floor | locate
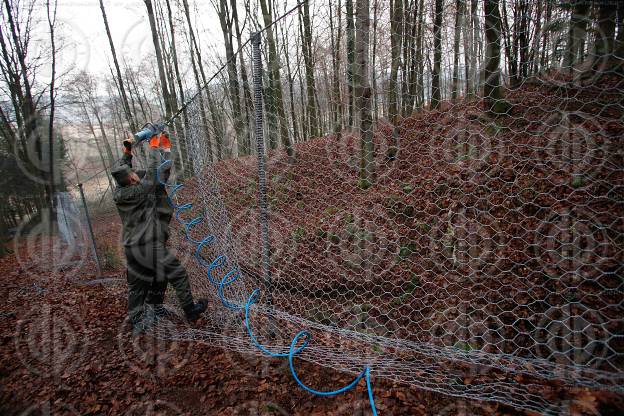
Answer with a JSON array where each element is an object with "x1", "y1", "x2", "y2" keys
[{"x1": 0, "y1": 239, "x2": 539, "y2": 416}]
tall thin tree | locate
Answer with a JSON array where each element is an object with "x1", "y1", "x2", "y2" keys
[
  {"x1": 431, "y1": 0, "x2": 443, "y2": 109},
  {"x1": 99, "y1": 0, "x2": 136, "y2": 132},
  {"x1": 355, "y1": 0, "x2": 374, "y2": 188}
]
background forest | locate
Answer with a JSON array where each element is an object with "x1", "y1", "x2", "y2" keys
[{"x1": 1, "y1": 0, "x2": 622, "y2": 254}]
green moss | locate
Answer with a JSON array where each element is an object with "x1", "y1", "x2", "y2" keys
[
  {"x1": 405, "y1": 273, "x2": 421, "y2": 293},
  {"x1": 265, "y1": 403, "x2": 282, "y2": 413},
  {"x1": 454, "y1": 341, "x2": 474, "y2": 352},
  {"x1": 323, "y1": 206, "x2": 339, "y2": 216},
  {"x1": 292, "y1": 226, "x2": 306, "y2": 242},
  {"x1": 571, "y1": 175, "x2": 585, "y2": 188},
  {"x1": 398, "y1": 243, "x2": 418, "y2": 260},
  {"x1": 358, "y1": 177, "x2": 372, "y2": 189},
  {"x1": 328, "y1": 233, "x2": 340, "y2": 245},
  {"x1": 417, "y1": 223, "x2": 431, "y2": 233}
]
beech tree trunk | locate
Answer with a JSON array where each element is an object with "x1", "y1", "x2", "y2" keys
[
  {"x1": 355, "y1": 0, "x2": 374, "y2": 188},
  {"x1": 431, "y1": 0, "x2": 443, "y2": 109},
  {"x1": 484, "y1": 0, "x2": 508, "y2": 115}
]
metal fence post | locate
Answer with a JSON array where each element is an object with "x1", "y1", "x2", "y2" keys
[
  {"x1": 78, "y1": 183, "x2": 101, "y2": 276},
  {"x1": 252, "y1": 32, "x2": 273, "y2": 321}
]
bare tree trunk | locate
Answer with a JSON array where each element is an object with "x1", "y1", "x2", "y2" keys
[
  {"x1": 231, "y1": 0, "x2": 254, "y2": 147},
  {"x1": 593, "y1": 2, "x2": 617, "y2": 72},
  {"x1": 616, "y1": 1, "x2": 624, "y2": 72},
  {"x1": 431, "y1": 0, "x2": 443, "y2": 109},
  {"x1": 46, "y1": 0, "x2": 57, "y2": 235},
  {"x1": 281, "y1": 22, "x2": 301, "y2": 144},
  {"x1": 484, "y1": 0, "x2": 509, "y2": 115},
  {"x1": 329, "y1": 0, "x2": 342, "y2": 135},
  {"x1": 99, "y1": 0, "x2": 136, "y2": 131},
  {"x1": 400, "y1": 0, "x2": 414, "y2": 116},
  {"x1": 501, "y1": 0, "x2": 517, "y2": 86},
  {"x1": 217, "y1": 0, "x2": 246, "y2": 155},
  {"x1": 539, "y1": 1, "x2": 552, "y2": 71},
  {"x1": 462, "y1": 0, "x2": 471, "y2": 95},
  {"x1": 387, "y1": 0, "x2": 402, "y2": 159},
  {"x1": 258, "y1": 0, "x2": 294, "y2": 158},
  {"x1": 452, "y1": 0, "x2": 463, "y2": 99},
  {"x1": 371, "y1": 0, "x2": 379, "y2": 121},
  {"x1": 181, "y1": 0, "x2": 216, "y2": 162},
  {"x1": 529, "y1": 0, "x2": 543, "y2": 76},
  {"x1": 164, "y1": 0, "x2": 190, "y2": 168},
  {"x1": 469, "y1": 0, "x2": 479, "y2": 96},
  {"x1": 388, "y1": 0, "x2": 403, "y2": 121},
  {"x1": 144, "y1": 0, "x2": 175, "y2": 120},
  {"x1": 300, "y1": 0, "x2": 319, "y2": 138},
  {"x1": 346, "y1": 0, "x2": 356, "y2": 128},
  {"x1": 355, "y1": 0, "x2": 374, "y2": 188},
  {"x1": 415, "y1": 0, "x2": 425, "y2": 108},
  {"x1": 518, "y1": 1, "x2": 530, "y2": 79}
]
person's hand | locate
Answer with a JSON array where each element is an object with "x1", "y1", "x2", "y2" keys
[
  {"x1": 149, "y1": 133, "x2": 172, "y2": 153},
  {"x1": 122, "y1": 136, "x2": 134, "y2": 154}
]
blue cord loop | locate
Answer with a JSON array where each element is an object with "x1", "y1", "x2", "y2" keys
[
  {"x1": 155, "y1": 157, "x2": 378, "y2": 415},
  {"x1": 218, "y1": 269, "x2": 243, "y2": 310},
  {"x1": 194, "y1": 236, "x2": 216, "y2": 267},
  {"x1": 289, "y1": 331, "x2": 366, "y2": 396},
  {"x1": 207, "y1": 255, "x2": 227, "y2": 284},
  {"x1": 244, "y1": 289, "x2": 309, "y2": 357}
]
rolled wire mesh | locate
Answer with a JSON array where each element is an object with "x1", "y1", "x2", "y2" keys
[{"x1": 80, "y1": 1, "x2": 623, "y2": 414}]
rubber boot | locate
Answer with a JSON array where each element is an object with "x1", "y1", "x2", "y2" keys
[{"x1": 183, "y1": 299, "x2": 208, "y2": 322}]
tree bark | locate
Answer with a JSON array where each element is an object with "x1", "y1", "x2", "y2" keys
[
  {"x1": 484, "y1": 0, "x2": 508, "y2": 115},
  {"x1": 346, "y1": 0, "x2": 356, "y2": 128},
  {"x1": 593, "y1": 2, "x2": 617, "y2": 72},
  {"x1": 300, "y1": 0, "x2": 319, "y2": 138},
  {"x1": 355, "y1": 0, "x2": 374, "y2": 188},
  {"x1": 452, "y1": 0, "x2": 463, "y2": 100},
  {"x1": 99, "y1": 0, "x2": 136, "y2": 131},
  {"x1": 431, "y1": 0, "x2": 443, "y2": 109},
  {"x1": 387, "y1": 0, "x2": 403, "y2": 159},
  {"x1": 217, "y1": 0, "x2": 246, "y2": 154},
  {"x1": 164, "y1": 0, "x2": 190, "y2": 168},
  {"x1": 46, "y1": 0, "x2": 57, "y2": 235},
  {"x1": 144, "y1": 0, "x2": 176, "y2": 120},
  {"x1": 230, "y1": 0, "x2": 254, "y2": 148},
  {"x1": 258, "y1": 0, "x2": 294, "y2": 158},
  {"x1": 181, "y1": 0, "x2": 216, "y2": 162},
  {"x1": 329, "y1": 0, "x2": 342, "y2": 135}
]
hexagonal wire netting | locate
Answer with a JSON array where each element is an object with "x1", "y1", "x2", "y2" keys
[{"x1": 78, "y1": 1, "x2": 623, "y2": 414}]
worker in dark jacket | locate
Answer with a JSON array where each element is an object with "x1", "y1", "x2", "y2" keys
[{"x1": 111, "y1": 130, "x2": 206, "y2": 332}]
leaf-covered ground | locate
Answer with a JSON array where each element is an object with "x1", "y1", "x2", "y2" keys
[{"x1": 0, "y1": 239, "x2": 550, "y2": 415}]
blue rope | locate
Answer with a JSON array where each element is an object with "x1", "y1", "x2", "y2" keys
[{"x1": 156, "y1": 156, "x2": 378, "y2": 415}]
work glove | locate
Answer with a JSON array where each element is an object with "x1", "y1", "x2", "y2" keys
[
  {"x1": 122, "y1": 136, "x2": 134, "y2": 154},
  {"x1": 149, "y1": 133, "x2": 172, "y2": 153}
]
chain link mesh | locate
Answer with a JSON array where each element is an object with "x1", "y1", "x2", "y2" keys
[{"x1": 76, "y1": 1, "x2": 623, "y2": 413}]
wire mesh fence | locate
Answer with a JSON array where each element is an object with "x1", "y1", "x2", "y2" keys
[{"x1": 75, "y1": 1, "x2": 623, "y2": 413}]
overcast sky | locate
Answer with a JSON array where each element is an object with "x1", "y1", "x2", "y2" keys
[{"x1": 49, "y1": 0, "x2": 223, "y2": 78}]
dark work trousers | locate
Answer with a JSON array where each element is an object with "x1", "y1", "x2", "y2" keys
[{"x1": 124, "y1": 242, "x2": 195, "y2": 324}]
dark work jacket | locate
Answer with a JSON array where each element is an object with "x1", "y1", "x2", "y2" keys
[{"x1": 113, "y1": 149, "x2": 173, "y2": 248}]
